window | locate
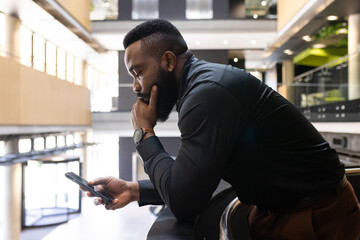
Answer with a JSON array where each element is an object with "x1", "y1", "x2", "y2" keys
[
  {"x1": 57, "y1": 136, "x2": 66, "y2": 148},
  {"x1": 87, "y1": 65, "x2": 94, "y2": 90},
  {"x1": 186, "y1": 0, "x2": 213, "y2": 19},
  {"x1": 66, "y1": 53, "x2": 74, "y2": 82},
  {"x1": 66, "y1": 135, "x2": 74, "y2": 146},
  {"x1": 46, "y1": 136, "x2": 56, "y2": 149},
  {"x1": 34, "y1": 137, "x2": 45, "y2": 151},
  {"x1": 20, "y1": 25, "x2": 33, "y2": 67},
  {"x1": 132, "y1": 0, "x2": 159, "y2": 19},
  {"x1": 74, "y1": 133, "x2": 81, "y2": 145},
  {"x1": 19, "y1": 139, "x2": 32, "y2": 153},
  {"x1": 46, "y1": 41, "x2": 56, "y2": 76},
  {"x1": 74, "y1": 58, "x2": 83, "y2": 85},
  {"x1": 57, "y1": 48, "x2": 66, "y2": 80},
  {"x1": 0, "y1": 141, "x2": 4, "y2": 156},
  {"x1": 33, "y1": 33, "x2": 45, "y2": 72}
]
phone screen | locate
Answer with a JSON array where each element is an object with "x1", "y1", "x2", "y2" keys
[{"x1": 65, "y1": 172, "x2": 113, "y2": 204}]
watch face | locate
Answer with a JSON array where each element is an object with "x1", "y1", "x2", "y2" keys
[{"x1": 133, "y1": 128, "x2": 143, "y2": 144}]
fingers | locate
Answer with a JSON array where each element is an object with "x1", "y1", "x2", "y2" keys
[
  {"x1": 104, "y1": 198, "x2": 119, "y2": 211},
  {"x1": 93, "y1": 197, "x2": 102, "y2": 205},
  {"x1": 149, "y1": 85, "x2": 158, "y2": 110}
]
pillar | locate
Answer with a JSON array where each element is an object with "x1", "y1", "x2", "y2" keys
[
  {"x1": 1, "y1": 138, "x2": 22, "y2": 240},
  {"x1": 282, "y1": 60, "x2": 295, "y2": 104},
  {"x1": 348, "y1": 14, "x2": 360, "y2": 100}
]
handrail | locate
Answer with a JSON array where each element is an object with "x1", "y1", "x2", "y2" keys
[{"x1": 294, "y1": 54, "x2": 349, "y2": 82}]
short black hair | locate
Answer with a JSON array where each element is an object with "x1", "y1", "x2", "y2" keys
[{"x1": 123, "y1": 19, "x2": 188, "y2": 58}]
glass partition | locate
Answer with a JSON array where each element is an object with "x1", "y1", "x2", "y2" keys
[{"x1": 291, "y1": 55, "x2": 349, "y2": 109}]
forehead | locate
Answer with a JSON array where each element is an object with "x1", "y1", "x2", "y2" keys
[{"x1": 124, "y1": 40, "x2": 154, "y2": 70}]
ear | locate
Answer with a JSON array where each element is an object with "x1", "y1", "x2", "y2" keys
[{"x1": 161, "y1": 51, "x2": 177, "y2": 73}]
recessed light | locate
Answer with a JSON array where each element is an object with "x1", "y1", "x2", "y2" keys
[
  {"x1": 253, "y1": 14, "x2": 258, "y2": 19},
  {"x1": 261, "y1": 1, "x2": 267, "y2": 6},
  {"x1": 223, "y1": 40, "x2": 229, "y2": 45},
  {"x1": 302, "y1": 35, "x2": 312, "y2": 42},
  {"x1": 312, "y1": 43, "x2": 327, "y2": 48},
  {"x1": 233, "y1": 57, "x2": 239, "y2": 63},
  {"x1": 327, "y1": 15, "x2": 339, "y2": 21},
  {"x1": 251, "y1": 40, "x2": 256, "y2": 45},
  {"x1": 104, "y1": 1, "x2": 110, "y2": 7},
  {"x1": 284, "y1": 49, "x2": 293, "y2": 55}
]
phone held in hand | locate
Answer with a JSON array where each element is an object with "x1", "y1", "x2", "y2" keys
[{"x1": 65, "y1": 172, "x2": 114, "y2": 204}]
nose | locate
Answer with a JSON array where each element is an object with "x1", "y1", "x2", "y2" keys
[{"x1": 132, "y1": 79, "x2": 141, "y2": 93}]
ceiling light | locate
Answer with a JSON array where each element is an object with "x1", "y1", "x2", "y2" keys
[
  {"x1": 261, "y1": 1, "x2": 267, "y2": 6},
  {"x1": 327, "y1": 15, "x2": 338, "y2": 21},
  {"x1": 262, "y1": 64, "x2": 267, "y2": 69},
  {"x1": 312, "y1": 43, "x2": 327, "y2": 48},
  {"x1": 302, "y1": 35, "x2": 312, "y2": 42},
  {"x1": 233, "y1": 57, "x2": 239, "y2": 63},
  {"x1": 195, "y1": 40, "x2": 201, "y2": 45},
  {"x1": 223, "y1": 40, "x2": 229, "y2": 45},
  {"x1": 284, "y1": 49, "x2": 293, "y2": 55},
  {"x1": 253, "y1": 14, "x2": 258, "y2": 19},
  {"x1": 104, "y1": 1, "x2": 110, "y2": 8},
  {"x1": 251, "y1": 40, "x2": 256, "y2": 45}
]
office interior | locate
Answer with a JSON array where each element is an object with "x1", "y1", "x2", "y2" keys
[{"x1": 1, "y1": 0, "x2": 360, "y2": 239}]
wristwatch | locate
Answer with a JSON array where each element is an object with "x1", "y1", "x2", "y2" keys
[{"x1": 133, "y1": 127, "x2": 154, "y2": 144}]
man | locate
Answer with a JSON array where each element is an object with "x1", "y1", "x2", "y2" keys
[{"x1": 87, "y1": 19, "x2": 360, "y2": 239}]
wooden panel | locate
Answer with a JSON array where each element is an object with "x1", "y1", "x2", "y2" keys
[
  {"x1": 0, "y1": 56, "x2": 91, "y2": 125},
  {"x1": 0, "y1": 56, "x2": 21, "y2": 124},
  {"x1": 56, "y1": 0, "x2": 91, "y2": 32},
  {"x1": 277, "y1": 0, "x2": 310, "y2": 32}
]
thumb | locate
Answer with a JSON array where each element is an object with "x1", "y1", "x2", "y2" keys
[
  {"x1": 149, "y1": 85, "x2": 158, "y2": 110},
  {"x1": 88, "y1": 177, "x2": 111, "y2": 186}
]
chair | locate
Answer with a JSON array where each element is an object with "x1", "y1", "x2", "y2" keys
[{"x1": 193, "y1": 187, "x2": 252, "y2": 240}]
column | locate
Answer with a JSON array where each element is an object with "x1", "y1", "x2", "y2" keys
[
  {"x1": 348, "y1": 14, "x2": 360, "y2": 100},
  {"x1": 118, "y1": 0, "x2": 132, "y2": 20},
  {"x1": 159, "y1": 0, "x2": 185, "y2": 19},
  {"x1": 282, "y1": 60, "x2": 295, "y2": 104},
  {"x1": 1, "y1": 138, "x2": 22, "y2": 240}
]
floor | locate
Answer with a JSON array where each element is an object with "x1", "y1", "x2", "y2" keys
[{"x1": 21, "y1": 198, "x2": 157, "y2": 240}]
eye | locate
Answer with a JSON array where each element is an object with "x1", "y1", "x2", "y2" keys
[{"x1": 135, "y1": 71, "x2": 142, "y2": 78}]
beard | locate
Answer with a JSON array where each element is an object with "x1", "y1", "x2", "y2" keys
[
  {"x1": 155, "y1": 67, "x2": 178, "y2": 122},
  {"x1": 138, "y1": 67, "x2": 178, "y2": 122}
]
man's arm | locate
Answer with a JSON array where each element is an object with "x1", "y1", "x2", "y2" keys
[
  {"x1": 138, "y1": 179, "x2": 165, "y2": 206},
  {"x1": 137, "y1": 83, "x2": 242, "y2": 220}
]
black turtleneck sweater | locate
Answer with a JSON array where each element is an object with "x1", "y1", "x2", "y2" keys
[{"x1": 136, "y1": 56, "x2": 344, "y2": 221}]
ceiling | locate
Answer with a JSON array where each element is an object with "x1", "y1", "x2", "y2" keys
[
  {"x1": 1, "y1": 0, "x2": 359, "y2": 72},
  {"x1": 265, "y1": 0, "x2": 360, "y2": 65}
]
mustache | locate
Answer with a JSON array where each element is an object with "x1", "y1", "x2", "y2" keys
[
  {"x1": 136, "y1": 92, "x2": 149, "y2": 98},
  {"x1": 136, "y1": 92, "x2": 150, "y2": 104}
]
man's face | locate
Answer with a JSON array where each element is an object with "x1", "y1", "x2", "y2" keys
[{"x1": 124, "y1": 40, "x2": 178, "y2": 122}]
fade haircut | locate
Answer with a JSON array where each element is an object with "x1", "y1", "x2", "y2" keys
[{"x1": 123, "y1": 19, "x2": 188, "y2": 59}]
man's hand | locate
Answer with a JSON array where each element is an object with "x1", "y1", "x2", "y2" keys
[
  {"x1": 131, "y1": 85, "x2": 158, "y2": 130},
  {"x1": 87, "y1": 177, "x2": 139, "y2": 210}
]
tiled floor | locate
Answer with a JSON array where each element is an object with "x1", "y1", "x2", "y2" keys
[{"x1": 22, "y1": 198, "x2": 157, "y2": 240}]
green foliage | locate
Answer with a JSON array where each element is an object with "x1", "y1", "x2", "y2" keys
[{"x1": 312, "y1": 22, "x2": 348, "y2": 41}]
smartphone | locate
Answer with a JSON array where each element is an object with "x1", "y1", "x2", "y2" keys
[{"x1": 65, "y1": 172, "x2": 114, "y2": 204}]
